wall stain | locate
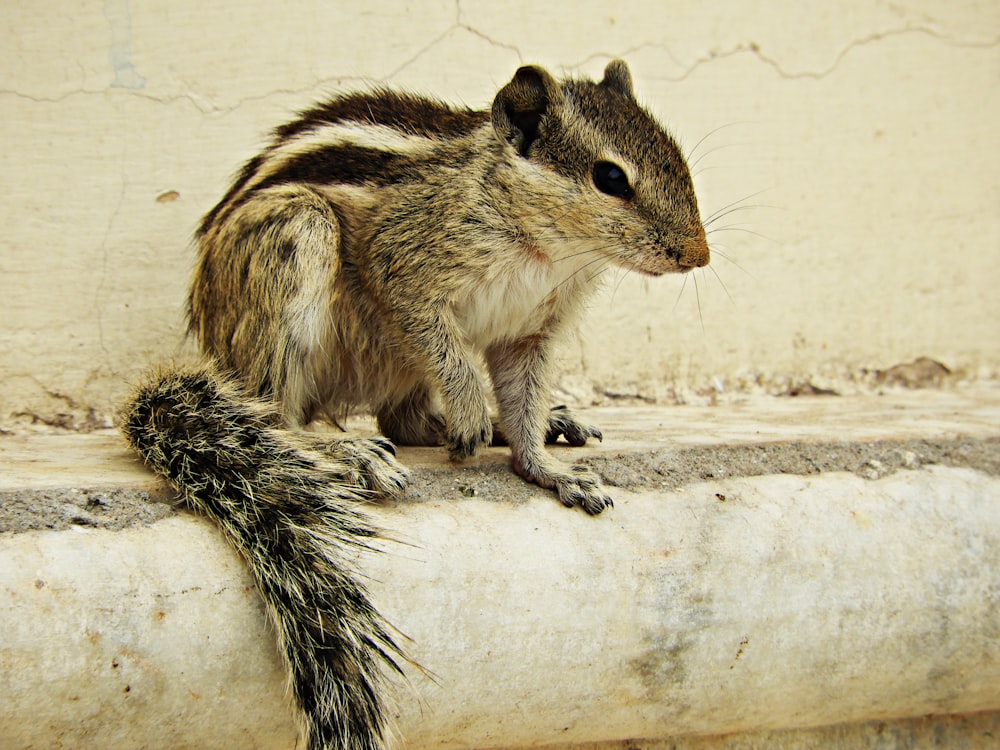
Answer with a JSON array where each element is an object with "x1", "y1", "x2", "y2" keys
[{"x1": 104, "y1": 0, "x2": 146, "y2": 90}]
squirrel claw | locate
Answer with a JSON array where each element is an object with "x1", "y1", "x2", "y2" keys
[
  {"x1": 447, "y1": 420, "x2": 492, "y2": 461},
  {"x1": 544, "y1": 405, "x2": 603, "y2": 447},
  {"x1": 515, "y1": 457, "x2": 613, "y2": 514},
  {"x1": 369, "y1": 437, "x2": 398, "y2": 456},
  {"x1": 313, "y1": 437, "x2": 409, "y2": 498},
  {"x1": 555, "y1": 465, "x2": 613, "y2": 514}
]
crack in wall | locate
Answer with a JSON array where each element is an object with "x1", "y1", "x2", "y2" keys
[
  {"x1": 93, "y1": 97, "x2": 132, "y2": 364},
  {"x1": 384, "y1": 1, "x2": 525, "y2": 80},
  {"x1": 454, "y1": 0, "x2": 524, "y2": 63},
  {"x1": 5, "y1": 13, "x2": 995, "y2": 114},
  {"x1": 568, "y1": 26, "x2": 999, "y2": 83},
  {"x1": 699, "y1": 27, "x2": 1000, "y2": 82}
]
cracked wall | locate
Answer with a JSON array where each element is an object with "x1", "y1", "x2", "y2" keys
[{"x1": 1, "y1": 0, "x2": 998, "y2": 424}]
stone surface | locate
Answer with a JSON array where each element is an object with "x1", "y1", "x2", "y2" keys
[
  {"x1": 1, "y1": 390, "x2": 998, "y2": 748},
  {"x1": 2, "y1": 467, "x2": 999, "y2": 748},
  {"x1": 0, "y1": 517, "x2": 297, "y2": 750},
  {"x1": 371, "y1": 467, "x2": 1000, "y2": 747},
  {"x1": 550, "y1": 711, "x2": 1000, "y2": 750}
]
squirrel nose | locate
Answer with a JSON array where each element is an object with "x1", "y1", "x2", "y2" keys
[{"x1": 678, "y1": 225, "x2": 710, "y2": 269}]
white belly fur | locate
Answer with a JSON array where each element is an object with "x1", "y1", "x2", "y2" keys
[{"x1": 455, "y1": 243, "x2": 599, "y2": 349}]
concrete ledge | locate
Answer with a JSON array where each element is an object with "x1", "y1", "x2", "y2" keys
[{"x1": 2, "y1": 387, "x2": 999, "y2": 749}]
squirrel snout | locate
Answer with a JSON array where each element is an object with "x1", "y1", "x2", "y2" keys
[{"x1": 677, "y1": 225, "x2": 710, "y2": 270}]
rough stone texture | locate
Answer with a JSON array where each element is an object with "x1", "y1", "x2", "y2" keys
[
  {"x1": 3, "y1": 386, "x2": 999, "y2": 532},
  {"x1": 0, "y1": 486, "x2": 174, "y2": 534},
  {"x1": 587, "y1": 437, "x2": 1000, "y2": 491},
  {"x1": 3, "y1": 435, "x2": 998, "y2": 535},
  {"x1": 546, "y1": 711, "x2": 1000, "y2": 750},
  {"x1": 1, "y1": 389, "x2": 998, "y2": 749},
  {"x1": 2, "y1": 466, "x2": 999, "y2": 749}
]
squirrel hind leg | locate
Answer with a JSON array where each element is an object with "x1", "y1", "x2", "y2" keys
[
  {"x1": 298, "y1": 433, "x2": 409, "y2": 499},
  {"x1": 192, "y1": 183, "x2": 347, "y2": 429},
  {"x1": 491, "y1": 405, "x2": 604, "y2": 447},
  {"x1": 543, "y1": 405, "x2": 603, "y2": 446},
  {"x1": 376, "y1": 382, "x2": 447, "y2": 447}
]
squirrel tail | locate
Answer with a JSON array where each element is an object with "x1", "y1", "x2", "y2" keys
[{"x1": 121, "y1": 365, "x2": 405, "y2": 750}]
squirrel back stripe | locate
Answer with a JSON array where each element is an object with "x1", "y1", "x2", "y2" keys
[
  {"x1": 274, "y1": 88, "x2": 488, "y2": 142},
  {"x1": 200, "y1": 93, "x2": 488, "y2": 236}
]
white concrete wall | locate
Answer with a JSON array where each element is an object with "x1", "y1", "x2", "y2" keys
[{"x1": 2, "y1": 1, "x2": 998, "y2": 422}]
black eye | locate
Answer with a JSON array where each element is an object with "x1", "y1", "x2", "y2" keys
[{"x1": 593, "y1": 161, "x2": 633, "y2": 199}]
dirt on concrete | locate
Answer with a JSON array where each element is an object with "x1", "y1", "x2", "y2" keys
[
  {"x1": 2, "y1": 436, "x2": 998, "y2": 534},
  {"x1": 0, "y1": 486, "x2": 176, "y2": 534},
  {"x1": 402, "y1": 437, "x2": 1000, "y2": 506},
  {"x1": 584, "y1": 436, "x2": 1000, "y2": 492}
]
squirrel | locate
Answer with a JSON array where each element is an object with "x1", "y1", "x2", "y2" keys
[{"x1": 121, "y1": 59, "x2": 708, "y2": 750}]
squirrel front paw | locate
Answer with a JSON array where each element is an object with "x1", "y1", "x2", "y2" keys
[
  {"x1": 514, "y1": 457, "x2": 613, "y2": 515},
  {"x1": 447, "y1": 412, "x2": 494, "y2": 461}
]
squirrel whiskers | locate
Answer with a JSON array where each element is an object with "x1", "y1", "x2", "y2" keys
[{"x1": 121, "y1": 366, "x2": 407, "y2": 750}]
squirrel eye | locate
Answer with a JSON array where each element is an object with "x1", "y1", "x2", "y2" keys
[{"x1": 593, "y1": 161, "x2": 634, "y2": 199}]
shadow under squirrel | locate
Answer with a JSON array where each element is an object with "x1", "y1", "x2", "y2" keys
[{"x1": 122, "y1": 59, "x2": 709, "y2": 750}]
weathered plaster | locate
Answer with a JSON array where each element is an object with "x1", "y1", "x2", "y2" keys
[{"x1": 1, "y1": 1, "x2": 998, "y2": 423}]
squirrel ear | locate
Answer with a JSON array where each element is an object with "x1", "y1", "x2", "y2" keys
[
  {"x1": 600, "y1": 59, "x2": 634, "y2": 98},
  {"x1": 492, "y1": 65, "x2": 564, "y2": 157}
]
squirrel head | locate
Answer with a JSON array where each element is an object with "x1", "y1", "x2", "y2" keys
[{"x1": 491, "y1": 60, "x2": 709, "y2": 275}]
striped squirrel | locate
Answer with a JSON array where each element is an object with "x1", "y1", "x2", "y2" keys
[{"x1": 122, "y1": 59, "x2": 708, "y2": 750}]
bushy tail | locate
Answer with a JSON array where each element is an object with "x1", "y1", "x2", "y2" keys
[{"x1": 121, "y1": 365, "x2": 405, "y2": 750}]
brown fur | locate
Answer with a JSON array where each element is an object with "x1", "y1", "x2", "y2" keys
[
  {"x1": 125, "y1": 60, "x2": 709, "y2": 750},
  {"x1": 189, "y1": 59, "x2": 708, "y2": 512}
]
